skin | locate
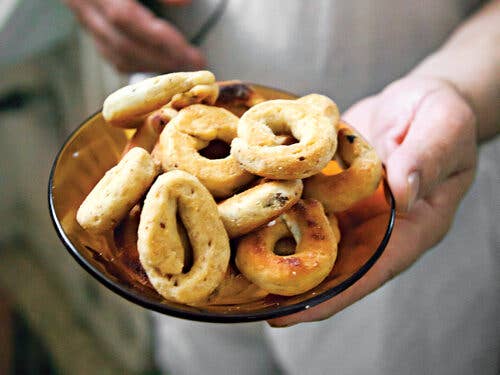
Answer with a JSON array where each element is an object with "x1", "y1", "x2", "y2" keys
[{"x1": 62, "y1": 0, "x2": 205, "y2": 73}]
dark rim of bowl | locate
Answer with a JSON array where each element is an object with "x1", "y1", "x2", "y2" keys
[{"x1": 48, "y1": 108, "x2": 395, "y2": 324}]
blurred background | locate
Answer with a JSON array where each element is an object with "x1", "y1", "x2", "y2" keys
[{"x1": 0, "y1": 1, "x2": 155, "y2": 374}]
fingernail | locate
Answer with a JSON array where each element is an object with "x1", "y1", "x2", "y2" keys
[{"x1": 406, "y1": 172, "x2": 420, "y2": 211}]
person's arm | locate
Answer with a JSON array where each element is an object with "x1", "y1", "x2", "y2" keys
[
  {"x1": 411, "y1": 0, "x2": 500, "y2": 141},
  {"x1": 269, "y1": 0, "x2": 499, "y2": 327}
]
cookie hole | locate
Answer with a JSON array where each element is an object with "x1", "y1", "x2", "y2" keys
[
  {"x1": 275, "y1": 134, "x2": 298, "y2": 145},
  {"x1": 199, "y1": 139, "x2": 231, "y2": 159},
  {"x1": 273, "y1": 237, "x2": 297, "y2": 256},
  {"x1": 176, "y1": 213, "x2": 194, "y2": 274},
  {"x1": 346, "y1": 134, "x2": 357, "y2": 143}
]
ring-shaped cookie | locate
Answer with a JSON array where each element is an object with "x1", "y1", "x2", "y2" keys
[
  {"x1": 231, "y1": 99, "x2": 338, "y2": 179},
  {"x1": 158, "y1": 104, "x2": 254, "y2": 198},
  {"x1": 168, "y1": 83, "x2": 219, "y2": 110},
  {"x1": 273, "y1": 210, "x2": 341, "y2": 255},
  {"x1": 76, "y1": 147, "x2": 159, "y2": 233},
  {"x1": 214, "y1": 80, "x2": 266, "y2": 117},
  {"x1": 202, "y1": 265, "x2": 269, "y2": 306},
  {"x1": 122, "y1": 106, "x2": 178, "y2": 156},
  {"x1": 304, "y1": 122, "x2": 383, "y2": 212},
  {"x1": 235, "y1": 199, "x2": 338, "y2": 296},
  {"x1": 218, "y1": 179, "x2": 303, "y2": 238},
  {"x1": 137, "y1": 170, "x2": 230, "y2": 305},
  {"x1": 296, "y1": 93, "x2": 340, "y2": 129},
  {"x1": 103, "y1": 70, "x2": 215, "y2": 127}
]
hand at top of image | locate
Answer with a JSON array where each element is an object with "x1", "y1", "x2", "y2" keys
[{"x1": 63, "y1": 0, "x2": 205, "y2": 73}]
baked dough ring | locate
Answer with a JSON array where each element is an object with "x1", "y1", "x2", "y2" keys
[
  {"x1": 215, "y1": 80, "x2": 266, "y2": 117},
  {"x1": 216, "y1": 80, "x2": 293, "y2": 146},
  {"x1": 218, "y1": 179, "x2": 303, "y2": 238},
  {"x1": 235, "y1": 199, "x2": 338, "y2": 296},
  {"x1": 103, "y1": 70, "x2": 215, "y2": 127},
  {"x1": 137, "y1": 170, "x2": 230, "y2": 305},
  {"x1": 76, "y1": 147, "x2": 160, "y2": 233},
  {"x1": 122, "y1": 107, "x2": 178, "y2": 156},
  {"x1": 325, "y1": 211, "x2": 341, "y2": 244},
  {"x1": 231, "y1": 99, "x2": 337, "y2": 179},
  {"x1": 297, "y1": 93, "x2": 340, "y2": 128},
  {"x1": 202, "y1": 265, "x2": 269, "y2": 306},
  {"x1": 158, "y1": 104, "x2": 254, "y2": 198},
  {"x1": 169, "y1": 83, "x2": 219, "y2": 110},
  {"x1": 304, "y1": 122, "x2": 383, "y2": 212}
]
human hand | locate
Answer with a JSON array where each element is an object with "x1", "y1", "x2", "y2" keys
[
  {"x1": 63, "y1": 0, "x2": 205, "y2": 73},
  {"x1": 268, "y1": 76, "x2": 478, "y2": 327}
]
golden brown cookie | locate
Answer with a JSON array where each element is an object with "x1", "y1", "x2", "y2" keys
[
  {"x1": 122, "y1": 107, "x2": 178, "y2": 156},
  {"x1": 76, "y1": 147, "x2": 159, "y2": 233},
  {"x1": 168, "y1": 83, "x2": 219, "y2": 110},
  {"x1": 103, "y1": 70, "x2": 215, "y2": 127},
  {"x1": 296, "y1": 93, "x2": 340, "y2": 129},
  {"x1": 231, "y1": 98, "x2": 337, "y2": 179},
  {"x1": 214, "y1": 80, "x2": 266, "y2": 117},
  {"x1": 202, "y1": 265, "x2": 268, "y2": 306},
  {"x1": 304, "y1": 122, "x2": 383, "y2": 212},
  {"x1": 158, "y1": 104, "x2": 254, "y2": 198},
  {"x1": 236, "y1": 199, "x2": 338, "y2": 296},
  {"x1": 217, "y1": 179, "x2": 303, "y2": 238},
  {"x1": 137, "y1": 170, "x2": 230, "y2": 305}
]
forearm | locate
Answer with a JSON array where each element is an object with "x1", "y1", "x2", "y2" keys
[{"x1": 410, "y1": 0, "x2": 500, "y2": 142}]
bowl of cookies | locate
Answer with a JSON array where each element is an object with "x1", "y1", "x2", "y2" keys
[{"x1": 48, "y1": 71, "x2": 395, "y2": 323}]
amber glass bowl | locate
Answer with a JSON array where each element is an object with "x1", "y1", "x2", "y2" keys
[{"x1": 48, "y1": 84, "x2": 395, "y2": 323}]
